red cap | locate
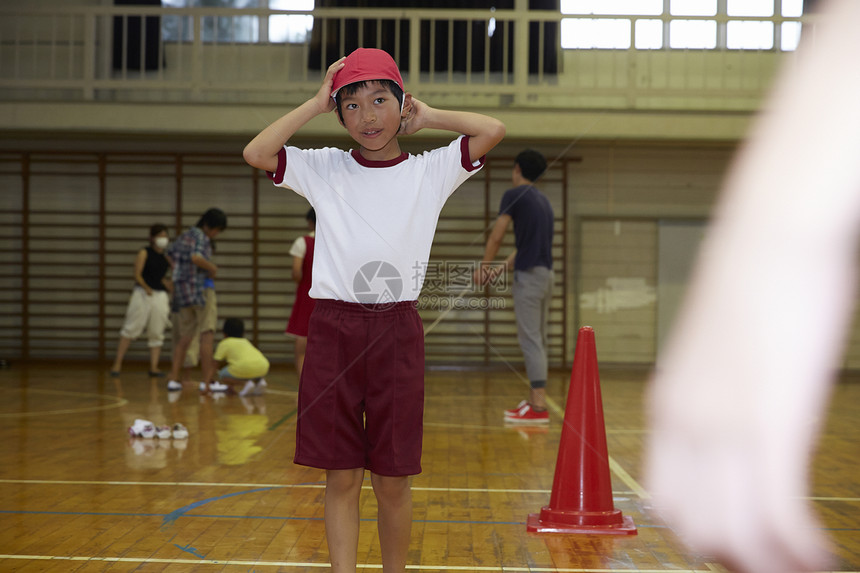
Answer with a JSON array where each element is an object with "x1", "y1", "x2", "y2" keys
[{"x1": 330, "y1": 48, "x2": 404, "y2": 100}]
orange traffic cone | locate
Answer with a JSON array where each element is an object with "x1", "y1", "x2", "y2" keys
[{"x1": 527, "y1": 326, "x2": 637, "y2": 535}]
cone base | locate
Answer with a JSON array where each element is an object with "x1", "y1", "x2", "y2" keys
[{"x1": 526, "y1": 512, "x2": 637, "y2": 535}]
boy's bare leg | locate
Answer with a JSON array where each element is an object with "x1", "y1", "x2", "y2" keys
[
  {"x1": 529, "y1": 387, "x2": 546, "y2": 410},
  {"x1": 168, "y1": 334, "x2": 194, "y2": 381},
  {"x1": 198, "y1": 330, "x2": 215, "y2": 383},
  {"x1": 325, "y1": 468, "x2": 364, "y2": 572},
  {"x1": 181, "y1": 364, "x2": 194, "y2": 383},
  {"x1": 370, "y1": 473, "x2": 412, "y2": 573}
]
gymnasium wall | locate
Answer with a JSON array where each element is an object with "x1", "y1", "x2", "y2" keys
[
  {"x1": 3, "y1": 137, "x2": 860, "y2": 369},
  {"x1": 0, "y1": 144, "x2": 566, "y2": 368}
]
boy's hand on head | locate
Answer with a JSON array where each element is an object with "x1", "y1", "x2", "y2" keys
[
  {"x1": 314, "y1": 57, "x2": 346, "y2": 114},
  {"x1": 399, "y1": 95, "x2": 428, "y2": 136}
]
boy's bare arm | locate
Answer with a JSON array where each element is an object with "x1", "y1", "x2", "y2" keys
[
  {"x1": 480, "y1": 214, "x2": 511, "y2": 264},
  {"x1": 291, "y1": 256, "x2": 303, "y2": 283},
  {"x1": 190, "y1": 253, "x2": 217, "y2": 278},
  {"x1": 243, "y1": 58, "x2": 346, "y2": 173},
  {"x1": 474, "y1": 214, "x2": 511, "y2": 285},
  {"x1": 503, "y1": 250, "x2": 516, "y2": 270},
  {"x1": 401, "y1": 97, "x2": 505, "y2": 161}
]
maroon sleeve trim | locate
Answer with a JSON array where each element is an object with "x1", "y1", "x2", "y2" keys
[
  {"x1": 460, "y1": 135, "x2": 486, "y2": 172},
  {"x1": 266, "y1": 147, "x2": 287, "y2": 184}
]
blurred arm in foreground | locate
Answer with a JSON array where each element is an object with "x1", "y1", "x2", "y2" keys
[{"x1": 645, "y1": 1, "x2": 860, "y2": 572}]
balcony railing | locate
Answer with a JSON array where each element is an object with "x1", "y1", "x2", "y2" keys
[{"x1": 0, "y1": 4, "x2": 802, "y2": 111}]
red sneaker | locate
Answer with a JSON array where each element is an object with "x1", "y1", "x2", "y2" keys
[
  {"x1": 504, "y1": 400, "x2": 528, "y2": 417},
  {"x1": 504, "y1": 402, "x2": 549, "y2": 424}
]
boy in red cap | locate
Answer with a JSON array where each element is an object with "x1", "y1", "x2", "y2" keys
[{"x1": 244, "y1": 48, "x2": 504, "y2": 572}]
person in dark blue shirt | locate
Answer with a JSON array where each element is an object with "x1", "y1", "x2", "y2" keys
[{"x1": 476, "y1": 149, "x2": 554, "y2": 424}]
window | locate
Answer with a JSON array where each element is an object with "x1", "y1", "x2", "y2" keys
[
  {"x1": 781, "y1": 21, "x2": 802, "y2": 51},
  {"x1": 727, "y1": 0, "x2": 773, "y2": 17},
  {"x1": 782, "y1": 0, "x2": 804, "y2": 17},
  {"x1": 161, "y1": 0, "x2": 314, "y2": 44},
  {"x1": 561, "y1": 18, "x2": 630, "y2": 49},
  {"x1": 560, "y1": 0, "x2": 658, "y2": 50},
  {"x1": 669, "y1": 20, "x2": 716, "y2": 49},
  {"x1": 560, "y1": 0, "x2": 803, "y2": 51},
  {"x1": 268, "y1": 0, "x2": 313, "y2": 43},
  {"x1": 670, "y1": 0, "x2": 716, "y2": 17},
  {"x1": 560, "y1": 0, "x2": 662, "y2": 16},
  {"x1": 727, "y1": 21, "x2": 774, "y2": 50},
  {"x1": 635, "y1": 19, "x2": 663, "y2": 49}
]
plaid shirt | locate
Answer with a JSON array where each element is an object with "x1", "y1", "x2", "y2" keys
[{"x1": 168, "y1": 226, "x2": 211, "y2": 309}]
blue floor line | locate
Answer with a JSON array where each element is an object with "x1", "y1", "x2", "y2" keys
[
  {"x1": 268, "y1": 409, "x2": 297, "y2": 431},
  {"x1": 161, "y1": 486, "x2": 275, "y2": 530},
  {"x1": 4, "y1": 508, "x2": 857, "y2": 532},
  {"x1": 0, "y1": 508, "x2": 532, "y2": 527}
]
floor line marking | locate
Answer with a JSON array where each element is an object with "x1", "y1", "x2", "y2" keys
[
  {"x1": 0, "y1": 479, "x2": 639, "y2": 496},
  {"x1": 0, "y1": 510, "x2": 561, "y2": 527},
  {"x1": 3, "y1": 479, "x2": 855, "y2": 502},
  {"x1": 0, "y1": 387, "x2": 127, "y2": 418},
  {"x1": 5, "y1": 509, "x2": 857, "y2": 534},
  {"x1": 173, "y1": 543, "x2": 206, "y2": 559},
  {"x1": 161, "y1": 487, "x2": 275, "y2": 530},
  {"x1": 607, "y1": 456, "x2": 651, "y2": 500},
  {"x1": 268, "y1": 408, "x2": 297, "y2": 431},
  {"x1": 0, "y1": 554, "x2": 720, "y2": 572},
  {"x1": 424, "y1": 420, "x2": 643, "y2": 436}
]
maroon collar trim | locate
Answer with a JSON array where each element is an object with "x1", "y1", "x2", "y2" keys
[{"x1": 350, "y1": 149, "x2": 409, "y2": 168}]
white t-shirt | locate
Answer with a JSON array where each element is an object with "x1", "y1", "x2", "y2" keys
[
  {"x1": 269, "y1": 136, "x2": 483, "y2": 303},
  {"x1": 288, "y1": 232, "x2": 314, "y2": 259}
]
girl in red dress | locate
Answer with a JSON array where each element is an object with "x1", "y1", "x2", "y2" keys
[{"x1": 285, "y1": 208, "x2": 316, "y2": 378}]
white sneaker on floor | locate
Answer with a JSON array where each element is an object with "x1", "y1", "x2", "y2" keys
[
  {"x1": 239, "y1": 380, "x2": 256, "y2": 397},
  {"x1": 128, "y1": 419, "x2": 156, "y2": 438},
  {"x1": 254, "y1": 378, "x2": 267, "y2": 396},
  {"x1": 167, "y1": 380, "x2": 182, "y2": 391},
  {"x1": 172, "y1": 423, "x2": 188, "y2": 440},
  {"x1": 155, "y1": 425, "x2": 172, "y2": 439},
  {"x1": 209, "y1": 382, "x2": 229, "y2": 392}
]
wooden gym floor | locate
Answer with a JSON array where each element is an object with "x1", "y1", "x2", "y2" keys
[{"x1": 0, "y1": 361, "x2": 858, "y2": 572}]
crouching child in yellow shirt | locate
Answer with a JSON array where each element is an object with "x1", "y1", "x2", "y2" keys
[{"x1": 213, "y1": 318, "x2": 270, "y2": 396}]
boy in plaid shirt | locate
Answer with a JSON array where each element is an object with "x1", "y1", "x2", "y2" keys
[{"x1": 166, "y1": 208, "x2": 227, "y2": 391}]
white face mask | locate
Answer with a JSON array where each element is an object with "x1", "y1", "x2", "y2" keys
[{"x1": 154, "y1": 236, "x2": 169, "y2": 249}]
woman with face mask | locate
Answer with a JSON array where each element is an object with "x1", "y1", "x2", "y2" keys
[{"x1": 110, "y1": 223, "x2": 174, "y2": 377}]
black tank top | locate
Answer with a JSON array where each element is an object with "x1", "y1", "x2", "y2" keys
[{"x1": 141, "y1": 246, "x2": 170, "y2": 291}]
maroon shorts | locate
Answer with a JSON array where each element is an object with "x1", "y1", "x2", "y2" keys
[{"x1": 294, "y1": 299, "x2": 425, "y2": 476}]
